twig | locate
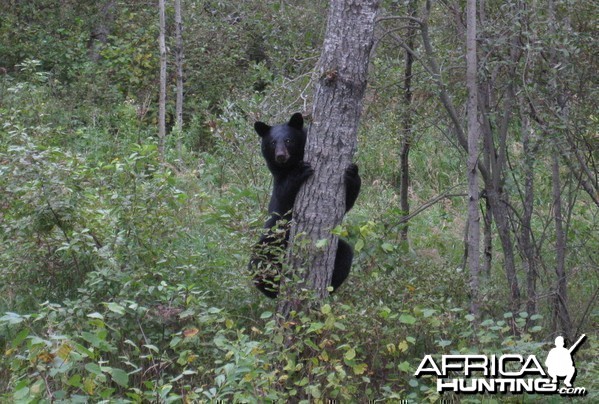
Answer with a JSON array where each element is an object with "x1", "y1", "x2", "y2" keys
[{"x1": 388, "y1": 184, "x2": 466, "y2": 231}]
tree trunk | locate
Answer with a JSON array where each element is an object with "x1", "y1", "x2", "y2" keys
[
  {"x1": 465, "y1": 0, "x2": 480, "y2": 318},
  {"x1": 520, "y1": 112, "x2": 538, "y2": 319},
  {"x1": 88, "y1": 1, "x2": 115, "y2": 62},
  {"x1": 548, "y1": 0, "x2": 573, "y2": 340},
  {"x1": 174, "y1": 0, "x2": 184, "y2": 162},
  {"x1": 398, "y1": 0, "x2": 417, "y2": 247},
  {"x1": 158, "y1": 0, "x2": 167, "y2": 160},
  {"x1": 278, "y1": 0, "x2": 379, "y2": 317},
  {"x1": 482, "y1": 196, "x2": 492, "y2": 278},
  {"x1": 551, "y1": 153, "x2": 572, "y2": 340}
]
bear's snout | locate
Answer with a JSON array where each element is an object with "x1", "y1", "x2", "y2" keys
[
  {"x1": 275, "y1": 154, "x2": 288, "y2": 163},
  {"x1": 275, "y1": 147, "x2": 290, "y2": 164}
]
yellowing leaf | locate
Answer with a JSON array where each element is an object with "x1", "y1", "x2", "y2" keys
[
  {"x1": 57, "y1": 343, "x2": 73, "y2": 360},
  {"x1": 183, "y1": 328, "x2": 199, "y2": 338},
  {"x1": 37, "y1": 351, "x2": 54, "y2": 363},
  {"x1": 398, "y1": 340, "x2": 409, "y2": 352},
  {"x1": 352, "y1": 363, "x2": 368, "y2": 375},
  {"x1": 83, "y1": 377, "x2": 95, "y2": 395}
]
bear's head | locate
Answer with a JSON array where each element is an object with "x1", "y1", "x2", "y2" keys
[{"x1": 254, "y1": 113, "x2": 306, "y2": 170}]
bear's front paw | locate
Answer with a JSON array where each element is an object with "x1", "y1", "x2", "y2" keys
[{"x1": 297, "y1": 161, "x2": 315, "y2": 179}]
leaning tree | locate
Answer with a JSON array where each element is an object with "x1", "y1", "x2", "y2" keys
[{"x1": 278, "y1": 0, "x2": 380, "y2": 317}]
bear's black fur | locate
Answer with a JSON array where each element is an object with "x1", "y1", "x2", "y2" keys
[{"x1": 249, "y1": 112, "x2": 361, "y2": 298}]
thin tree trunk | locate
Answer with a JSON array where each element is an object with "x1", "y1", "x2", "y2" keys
[
  {"x1": 175, "y1": 0, "x2": 184, "y2": 162},
  {"x1": 521, "y1": 112, "x2": 538, "y2": 319},
  {"x1": 551, "y1": 153, "x2": 572, "y2": 339},
  {"x1": 158, "y1": 0, "x2": 167, "y2": 160},
  {"x1": 279, "y1": 0, "x2": 379, "y2": 317},
  {"x1": 482, "y1": 195, "x2": 492, "y2": 278},
  {"x1": 548, "y1": 0, "x2": 573, "y2": 340},
  {"x1": 398, "y1": 0, "x2": 417, "y2": 247},
  {"x1": 466, "y1": 0, "x2": 480, "y2": 318}
]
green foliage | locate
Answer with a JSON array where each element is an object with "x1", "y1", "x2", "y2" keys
[{"x1": 1, "y1": 0, "x2": 598, "y2": 401}]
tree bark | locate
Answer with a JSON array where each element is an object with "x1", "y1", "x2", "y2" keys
[
  {"x1": 158, "y1": 0, "x2": 167, "y2": 160},
  {"x1": 278, "y1": 0, "x2": 379, "y2": 316},
  {"x1": 465, "y1": 0, "x2": 480, "y2": 318}
]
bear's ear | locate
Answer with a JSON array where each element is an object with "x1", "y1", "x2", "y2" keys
[
  {"x1": 254, "y1": 121, "x2": 271, "y2": 137},
  {"x1": 288, "y1": 113, "x2": 304, "y2": 130}
]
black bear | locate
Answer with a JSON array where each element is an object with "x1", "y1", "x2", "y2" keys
[{"x1": 249, "y1": 112, "x2": 361, "y2": 298}]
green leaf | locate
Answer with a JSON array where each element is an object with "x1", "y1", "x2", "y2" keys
[
  {"x1": 108, "y1": 368, "x2": 129, "y2": 387},
  {"x1": 87, "y1": 312, "x2": 104, "y2": 320},
  {"x1": 437, "y1": 339, "x2": 452, "y2": 348},
  {"x1": 0, "y1": 312, "x2": 25, "y2": 324},
  {"x1": 14, "y1": 386, "x2": 29, "y2": 400},
  {"x1": 67, "y1": 374, "x2": 82, "y2": 387},
  {"x1": 315, "y1": 238, "x2": 328, "y2": 248},
  {"x1": 355, "y1": 238, "x2": 364, "y2": 252},
  {"x1": 399, "y1": 314, "x2": 416, "y2": 325},
  {"x1": 169, "y1": 336, "x2": 182, "y2": 349},
  {"x1": 12, "y1": 328, "x2": 29, "y2": 347},
  {"x1": 144, "y1": 344, "x2": 159, "y2": 353},
  {"x1": 344, "y1": 348, "x2": 356, "y2": 361},
  {"x1": 398, "y1": 361, "x2": 411, "y2": 372},
  {"x1": 321, "y1": 304, "x2": 331, "y2": 315},
  {"x1": 381, "y1": 242, "x2": 394, "y2": 252},
  {"x1": 85, "y1": 362, "x2": 102, "y2": 376},
  {"x1": 81, "y1": 331, "x2": 102, "y2": 347},
  {"x1": 106, "y1": 302, "x2": 125, "y2": 315}
]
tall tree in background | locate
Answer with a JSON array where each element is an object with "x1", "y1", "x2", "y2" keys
[
  {"x1": 88, "y1": 1, "x2": 115, "y2": 62},
  {"x1": 548, "y1": 0, "x2": 573, "y2": 340},
  {"x1": 398, "y1": 0, "x2": 417, "y2": 246},
  {"x1": 158, "y1": 0, "x2": 167, "y2": 160},
  {"x1": 465, "y1": 0, "x2": 480, "y2": 318},
  {"x1": 174, "y1": 0, "x2": 184, "y2": 162},
  {"x1": 279, "y1": 0, "x2": 379, "y2": 316}
]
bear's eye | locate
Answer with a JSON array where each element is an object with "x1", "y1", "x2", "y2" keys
[
  {"x1": 271, "y1": 140, "x2": 276, "y2": 146},
  {"x1": 285, "y1": 139, "x2": 291, "y2": 144}
]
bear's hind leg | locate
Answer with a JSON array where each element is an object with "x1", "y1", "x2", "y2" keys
[{"x1": 331, "y1": 238, "x2": 354, "y2": 292}]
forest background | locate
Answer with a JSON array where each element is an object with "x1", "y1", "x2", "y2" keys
[{"x1": 0, "y1": 0, "x2": 597, "y2": 401}]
